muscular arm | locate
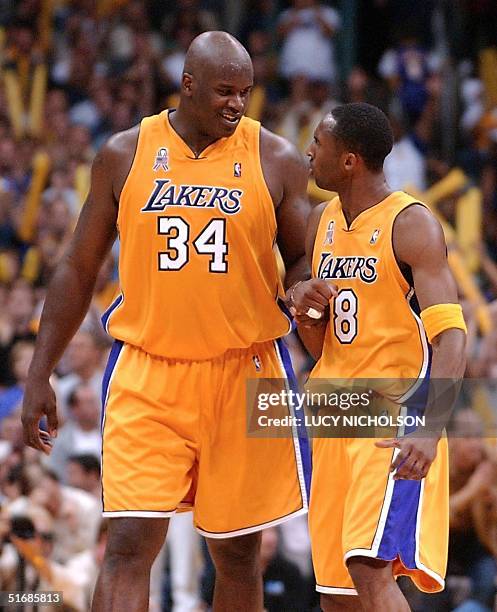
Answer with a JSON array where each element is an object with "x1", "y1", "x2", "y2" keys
[
  {"x1": 377, "y1": 205, "x2": 467, "y2": 479},
  {"x1": 260, "y1": 128, "x2": 311, "y2": 289},
  {"x1": 393, "y1": 205, "x2": 466, "y2": 379},
  {"x1": 22, "y1": 128, "x2": 138, "y2": 452},
  {"x1": 295, "y1": 202, "x2": 329, "y2": 360}
]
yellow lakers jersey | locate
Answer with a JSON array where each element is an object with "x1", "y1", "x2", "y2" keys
[
  {"x1": 103, "y1": 111, "x2": 291, "y2": 359},
  {"x1": 310, "y1": 192, "x2": 429, "y2": 380}
]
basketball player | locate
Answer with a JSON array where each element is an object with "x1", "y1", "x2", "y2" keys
[
  {"x1": 287, "y1": 103, "x2": 467, "y2": 611},
  {"x1": 21, "y1": 32, "x2": 311, "y2": 611}
]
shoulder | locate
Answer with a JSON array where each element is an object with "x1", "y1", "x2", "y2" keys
[
  {"x1": 99, "y1": 124, "x2": 140, "y2": 164},
  {"x1": 310, "y1": 200, "x2": 329, "y2": 227},
  {"x1": 393, "y1": 203, "x2": 446, "y2": 264},
  {"x1": 394, "y1": 203, "x2": 443, "y2": 239},
  {"x1": 260, "y1": 126, "x2": 308, "y2": 174},
  {"x1": 93, "y1": 124, "x2": 140, "y2": 198}
]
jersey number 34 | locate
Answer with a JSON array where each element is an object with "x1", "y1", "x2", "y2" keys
[{"x1": 157, "y1": 216, "x2": 228, "y2": 273}]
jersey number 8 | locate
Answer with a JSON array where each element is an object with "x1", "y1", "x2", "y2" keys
[{"x1": 333, "y1": 288, "x2": 358, "y2": 343}]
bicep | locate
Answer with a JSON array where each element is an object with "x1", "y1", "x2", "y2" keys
[
  {"x1": 411, "y1": 250, "x2": 458, "y2": 310},
  {"x1": 394, "y1": 206, "x2": 458, "y2": 309},
  {"x1": 275, "y1": 154, "x2": 311, "y2": 269}
]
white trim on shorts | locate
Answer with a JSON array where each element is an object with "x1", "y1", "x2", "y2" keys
[
  {"x1": 414, "y1": 480, "x2": 445, "y2": 589},
  {"x1": 196, "y1": 506, "x2": 308, "y2": 539},
  {"x1": 316, "y1": 586, "x2": 358, "y2": 596},
  {"x1": 103, "y1": 510, "x2": 176, "y2": 519},
  {"x1": 273, "y1": 339, "x2": 309, "y2": 509}
]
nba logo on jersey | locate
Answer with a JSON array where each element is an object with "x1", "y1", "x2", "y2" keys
[
  {"x1": 253, "y1": 354, "x2": 262, "y2": 371},
  {"x1": 153, "y1": 148, "x2": 169, "y2": 172},
  {"x1": 370, "y1": 229, "x2": 380, "y2": 244},
  {"x1": 234, "y1": 162, "x2": 242, "y2": 177},
  {"x1": 324, "y1": 221, "x2": 335, "y2": 245}
]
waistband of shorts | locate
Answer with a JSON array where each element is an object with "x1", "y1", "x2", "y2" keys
[{"x1": 120, "y1": 338, "x2": 283, "y2": 364}]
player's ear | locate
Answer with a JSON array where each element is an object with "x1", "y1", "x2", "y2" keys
[
  {"x1": 343, "y1": 152, "x2": 357, "y2": 171},
  {"x1": 182, "y1": 73, "x2": 194, "y2": 97}
]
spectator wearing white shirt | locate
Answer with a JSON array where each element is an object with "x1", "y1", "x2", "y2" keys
[
  {"x1": 384, "y1": 111, "x2": 427, "y2": 191},
  {"x1": 277, "y1": 0, "x2": 341, "y2": 100}
]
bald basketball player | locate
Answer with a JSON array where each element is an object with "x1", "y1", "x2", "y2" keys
[{"x1": 22, "y1": 33, "x2": 311, "y2": 611}]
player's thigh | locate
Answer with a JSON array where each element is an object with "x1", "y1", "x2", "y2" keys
[
  {"x1": 309, "y1": 437, "x2": 351, "y2": 591},
  {"x1": 102, "y1": 343, "x2": 198, "y2": 514},
  {"x1": 195, "y1": 339, "x2": 308, "y2": 535}
]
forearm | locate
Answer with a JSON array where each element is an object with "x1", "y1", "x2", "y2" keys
[
  {"x1": 422, "y1": 329, "x2": 466, "y2": 435},
  {"x1": 29, "y1": 255, "x2": 98, "y2": 379},
  {"x1": 297, "y1": 322, "x2": 327, "y2": 361},
  {"x1": 284, "y1": 254, "x2": 310, "y2": 290},
  {"x1": 430, "y1": 328, "x2": 467, "y2": 378}
]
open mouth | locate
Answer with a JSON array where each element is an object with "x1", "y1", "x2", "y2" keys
[{"x1": 220, "y1": 112, "x2": 240, "y2": 126}]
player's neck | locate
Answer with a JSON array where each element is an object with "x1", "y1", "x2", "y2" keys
[
  {"x1": 168, "y1": 107, "x2": 219, "y2": 157},
  {"x1": 338, "y1": 175, "x2": 391, "y2": 226}
]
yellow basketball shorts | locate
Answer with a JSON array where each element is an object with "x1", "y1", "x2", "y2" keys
[
  {"x1": 100, "y1": 338, "x2": 310, "y2": 537},
  {"x1": 309, "y1": 434, "x2": 448, "y2": 595}
]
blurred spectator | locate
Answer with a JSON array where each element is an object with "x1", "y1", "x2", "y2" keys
[
  {"x1": 278, "y1": 78, "x2": 338, "y2": 150},
  {"x1": 0, "y1": 339, "x2": 34, "y2": 422},
  {"x1": 66, "y1": 454, "x2": 101, "y2": 499},
  {"x1": 384, "y1": 107, "x2": 427, "y2": 191},
  {"x1": 162, "y1": 0, "x2": 219, "y2": 44},
  {"x1": 0, "y1": 281, "x2": 36, "y2": 387},
  {"x1": 448, "y1": 409, "x2": 497, "y2": 611},
  {"x1": 260, "y1": 527, "x2": 309, "y2": 611},
  {"x1": 277, "y1": 0, "x2": 341, "y2": 100},
  {"x1": 29, "y1": 467, "x2": 100, "y2": 563},
  {"x1": 56, "y1": 328, "x2": 106, "y2": 418},
  {"x1": 46, "y1": 384, "x2": 102, "y2": 483},
  {"x1": 378, "y1": 25, "x2": 442, "y2": 125}
]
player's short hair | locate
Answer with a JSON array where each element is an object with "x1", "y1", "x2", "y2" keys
[{"x1": 329, "y1": 103, "x2": 393, "y2": 172}]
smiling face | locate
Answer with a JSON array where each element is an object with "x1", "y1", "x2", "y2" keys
[{"x1": 184, "y1": 61, "x2": 253, "y2": 139}]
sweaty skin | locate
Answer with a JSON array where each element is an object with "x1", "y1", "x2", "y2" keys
[{"x1": 22, "y1": 31, "x2": 311, "y2": 612}]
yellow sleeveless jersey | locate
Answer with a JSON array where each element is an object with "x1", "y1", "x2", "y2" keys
[
  {"x1": 103, "y1": 111, "x2": 291, "y2": 360},
  {"x1": 311, "y1": 191, "x2": 430, "y2": 380}
]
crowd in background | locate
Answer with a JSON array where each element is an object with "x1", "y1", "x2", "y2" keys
[{"x1": 1, "y1": 0, "x2": 497, "y2": 610}]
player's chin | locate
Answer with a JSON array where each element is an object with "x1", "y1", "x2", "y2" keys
[{"x1": 217, "y1": 116, "x2": 241, "y2": 135}]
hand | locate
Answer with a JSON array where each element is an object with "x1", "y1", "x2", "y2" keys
[
  {"x1": 375, "y1": 435, "x2": 439, "y2": 480},
  {"x1": 21, "y1": 378, "x2": 58, "y2": 455},
  {"x1": 287, "y1": 279, "x2": 337, "y2": 321}
]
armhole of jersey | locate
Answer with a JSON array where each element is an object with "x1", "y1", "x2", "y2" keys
[
  {"x1": 389, "y1": 201, "x2": 428, "y2": 294},
  {"x1": 311, "y1": 202, "x2": 332, "y2": 276},
  {"x1": 117, "y1": 119, "x2": 146, "y2": 229},
  {"x1": 254, "y1": 123, "x2": 278, "y2": 228}
]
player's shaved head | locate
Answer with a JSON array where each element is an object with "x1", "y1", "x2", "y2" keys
[
  {"x1": 173, "y1": 31, "x2": 254, "y2": 145},
  {"x1": 184, "y1": 31, "x2": 253, "y2": 81}
]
